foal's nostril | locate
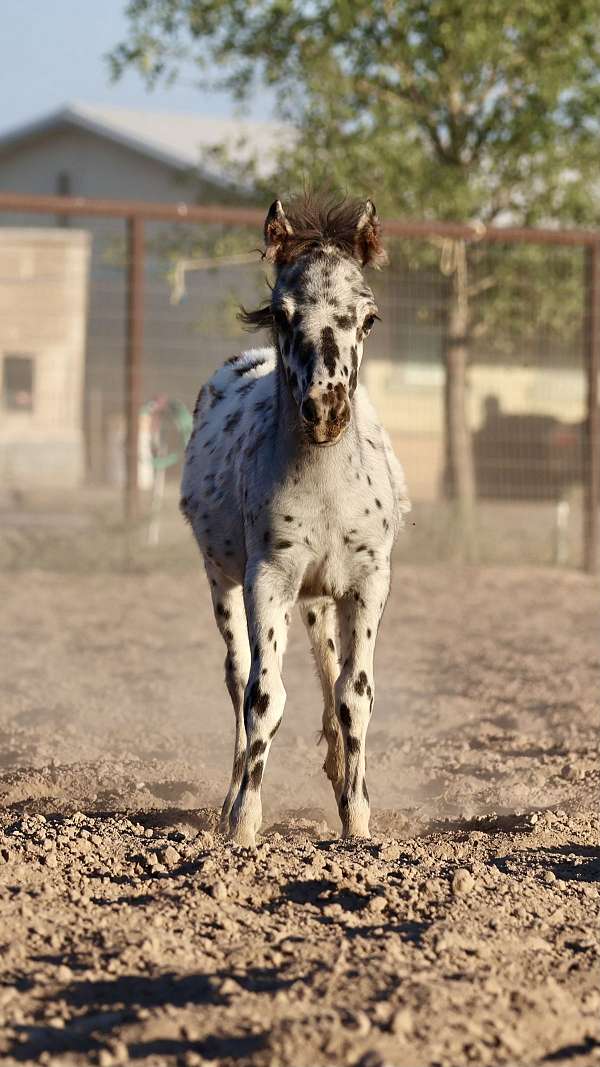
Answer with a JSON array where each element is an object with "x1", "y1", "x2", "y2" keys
[
  {"x1": 328, "y1": 397, "x2": 351, "y2": 427},
  {"x1": 301, "y1": 397, "x2": 320, "y2": 425}
]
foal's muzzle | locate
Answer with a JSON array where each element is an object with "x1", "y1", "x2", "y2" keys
[{"x1": 300, "y1": 385, "x2": 351, "y2": 445}]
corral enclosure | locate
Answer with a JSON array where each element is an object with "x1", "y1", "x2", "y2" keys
[
  {"x1": 0, "y1": 196, "x2": 599, "y2": 1067},
  {"x1": 0, "y1": 196, "x2": 597, "y2": 570}
]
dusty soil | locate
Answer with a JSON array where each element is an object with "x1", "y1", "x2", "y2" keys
[{"x1": 0, "y1": 565, "x2": 599, "y2": 1066}]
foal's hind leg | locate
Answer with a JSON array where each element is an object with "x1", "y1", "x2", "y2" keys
[
  {"x1": 300, "y1": 598, "x2": 343, "y2": 802},
  {"x1": 206, "y1": 571, "x2": 251, "y2": 833},
  {"x1": 335, "y1": 569, "x2": 391, "y2": 838}
]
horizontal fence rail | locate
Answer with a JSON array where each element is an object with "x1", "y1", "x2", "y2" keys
[{"x1": 3, "y1": 190, "x2": 600, "y2": 245}]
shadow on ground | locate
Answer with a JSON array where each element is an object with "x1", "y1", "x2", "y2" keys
[{"x1": 9, "y1": 970, "x2": 269, "y2": 1063}]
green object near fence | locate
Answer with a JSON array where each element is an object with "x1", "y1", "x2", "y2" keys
[{"x1": 142, "y1": 398, "x2": 194, "y2": 471}]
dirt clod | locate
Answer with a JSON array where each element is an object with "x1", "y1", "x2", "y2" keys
[
  {"x1": 452, "y1": 867, "x2": 475, "y2": 895},
  {"x1": 207, "y1": 879, "x2": 227, "y2": 901},
  {"x1": 390, "y1": 1007, "x2": 414, "y2": 1036}
]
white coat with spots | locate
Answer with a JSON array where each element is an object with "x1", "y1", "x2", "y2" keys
[{"x1": 181, "y1": 194, "x2": 410, "y2": 847}]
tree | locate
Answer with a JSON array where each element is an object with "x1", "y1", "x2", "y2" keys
[{"x1": 111, "y1": 0, "x2": 600, "y2": 556}]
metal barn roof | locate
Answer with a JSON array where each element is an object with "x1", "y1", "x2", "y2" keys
[{"x1": 0, "y1": 102, "x2": 292, "y2": 182}]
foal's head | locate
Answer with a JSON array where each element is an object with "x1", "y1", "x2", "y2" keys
[{"x1": 241, "y1": 193, "x2": 387, "y2": 446}]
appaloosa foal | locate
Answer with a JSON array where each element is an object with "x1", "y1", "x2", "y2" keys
[{"x1": 181, "y1": 194, "x2": 410, "y2": 846}]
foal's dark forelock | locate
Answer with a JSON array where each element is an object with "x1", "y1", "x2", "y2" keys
[{"x1": 265, "y1": 192, "x2": 381, "y2": 265}]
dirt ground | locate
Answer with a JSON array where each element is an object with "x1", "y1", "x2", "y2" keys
[{"x1": 0, "y1": 564, "x2": 599, "y2": 1066}]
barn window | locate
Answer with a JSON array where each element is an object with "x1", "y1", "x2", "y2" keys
[
  {"x1": 56, "y1": 171, "x2": 71, "y2": 196},
  {"x1": 55, "y1": 172, "x2": 71, "y2": 226},
  {"x1": 2, "y1": 354, "x2": 35, "y2": 411}
]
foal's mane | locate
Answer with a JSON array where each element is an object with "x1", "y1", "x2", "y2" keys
[
  {"x1": 273, "y1": 191, "x2": 373, "y2": 264},
  {"x1": 239, "y1": 192, "x2": 379, "y2": 331}
]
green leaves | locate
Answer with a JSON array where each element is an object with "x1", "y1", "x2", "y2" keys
[{"x1": 110, "y1": 0, "x2": 600, "y2": 227}]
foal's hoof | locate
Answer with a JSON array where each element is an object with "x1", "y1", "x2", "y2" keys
[
  {"x1": 229, "y1": 826, "x2": 257, "y2": 849},
  {"x1": 341, "y1": 822, "x2": 371, "y2": 841}
]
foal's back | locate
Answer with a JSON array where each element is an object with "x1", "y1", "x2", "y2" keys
[{"x1": 181, "y1": 347, "x2": 276, "y2": 585}]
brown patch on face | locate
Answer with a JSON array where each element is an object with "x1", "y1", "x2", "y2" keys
[{"x1": 304, "y1": 382, "x2": 351, "y2": 445}]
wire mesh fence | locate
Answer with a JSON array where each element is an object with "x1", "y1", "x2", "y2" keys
[{"x1": 0, "y1": 194, "x2": 597, "y2": 572}]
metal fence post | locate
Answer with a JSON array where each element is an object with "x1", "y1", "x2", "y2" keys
[
  {"x1": 125, "y1": 215, "x2": 144, "y2": 524},
  {"x1": 584, "y1": 242, "x2": 600, "y2": 574}
]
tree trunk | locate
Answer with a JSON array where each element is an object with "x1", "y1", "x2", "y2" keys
[{"x1": 443, "y1": 240, "x2": 477, "y2": 561}]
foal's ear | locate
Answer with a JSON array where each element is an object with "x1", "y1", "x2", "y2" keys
[
  {"x1": 354, "y1": 199, "x2": 388, "y2": 269},
  {"x1": 264, "y1": 199, "x2": 294, "y2": 264}
]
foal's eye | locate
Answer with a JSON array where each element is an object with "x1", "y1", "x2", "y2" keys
[
  {"x1": 273, "y1": 308, "x2": 288, "y2": 332},
  {"x1": 363, "y1": 314, "x2": 377, "y2": 333}
]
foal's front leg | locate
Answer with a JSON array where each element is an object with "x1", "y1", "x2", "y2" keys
[
  {"x1": 229, "y1": 559, "x2": 298, "y2": 847},
  {"x1": 205, "y1": 575, "x2": 251, "y2": 834},
  {"x1": 335, "y1": 570, "x2": 391, "y2": 838}
]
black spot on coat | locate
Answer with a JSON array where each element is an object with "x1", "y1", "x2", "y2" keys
[
  {"x1": 339, "y1": 703, "x2": 352, "y2": 729},
  {"x1": 354, "y1": 671, "x2": 369, "y2": 696},
  {"x1": 250, "y1": 761, "x2": 264, "y2": 789},
  {"x1": 235, "y1": 357, "x2": 266, "y2": 377},
  {"x1": 245, "y1": 680, "x2": 270, "y2": 721},
  {"x1": 321, "y1": 326, "x2": 339, "y2": 377}
]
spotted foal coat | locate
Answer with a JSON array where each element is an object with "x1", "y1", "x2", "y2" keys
[{"x1": 181, "y1": 194, "x2": 410, "y2": 847}]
